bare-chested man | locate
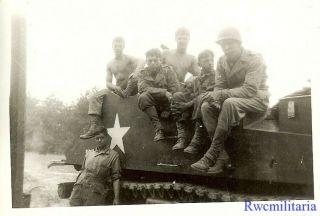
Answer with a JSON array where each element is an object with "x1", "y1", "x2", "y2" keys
[
  {"x1": 80, "y1": 37, "x2": 144, "y2": 139},
  {"x1": 162, "y1": 27, "x2": 201, "y2": 148},
  {"x1": 162, "y1": 27, "x2": 200, "y2": 83}
]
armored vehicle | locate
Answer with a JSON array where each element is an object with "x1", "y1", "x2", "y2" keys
[{"x1": 52, "y1": 91, "x2": 313, "y2": 204}]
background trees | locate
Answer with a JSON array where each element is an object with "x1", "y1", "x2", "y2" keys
[{"x1": 25, "y1": 88, "x2": 98, "y2": 154}]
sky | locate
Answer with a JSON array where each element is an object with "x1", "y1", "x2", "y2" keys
[{"x1": 25, "y1": 0, "x2": 320, "y2": 105}]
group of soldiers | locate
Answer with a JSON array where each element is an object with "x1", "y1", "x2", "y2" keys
[
  {"x1": 79, "y1": 26, "x2": 269, "y2": 179},
  {"x1": 69, "y1": 26, "x2": 269, "y2": 206}
]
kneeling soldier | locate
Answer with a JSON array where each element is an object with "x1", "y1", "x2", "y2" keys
[
  {"x1": 171, "y1": 50, "x2": 215, "y2": 152},
  {"x1": 137, "y1": 48, "x2": 180, "y2": 142}
]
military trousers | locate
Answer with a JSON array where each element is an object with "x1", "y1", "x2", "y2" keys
[
  {"x1": 172, "y1": 92, "x2": 207, "y2": 122},
  {"x1": 88, "y1": 89, "x2": 112, "y2": 116},
  {"x1": 202, "y1": 96, "x2": 268, "y2": 161},
  {"x1": 88, "y1": 82, "x2": 138, "y2": 116},
  {"x1": 69, "y1": 183, "x2": 111, "y2": 206},
  {"x1": 138, "y1": 91, "x2": 170, "y2": 111}
]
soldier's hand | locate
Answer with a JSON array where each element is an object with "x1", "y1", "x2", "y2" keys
[
  {"x1": 175, "y1": 102, "x2": 190, "y2": 111},
  {"x1": 113, "y1": 86, "x2": 125, "y2": 98},
  {"x1": 165, "y1": 91, "x2": 173, "y2": 102},
  {"x1": 160, "y1": 110, "x2": 171, "y2": 119}
]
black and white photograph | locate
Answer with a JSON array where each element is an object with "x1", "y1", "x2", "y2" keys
[{"x1": 1, "y1": 0, "x2": 320, "y2": 215}]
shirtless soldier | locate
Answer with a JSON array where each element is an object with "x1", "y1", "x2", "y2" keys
[
  {"x1": 80, "y1": 37, "x2": 144, "y2": 139},
  {"x1": 162, "y1": 27, "x2": 200, "y2": 148}
]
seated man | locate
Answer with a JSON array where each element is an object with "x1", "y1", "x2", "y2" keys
[
  {"x1": 171, "y1": 50, "x2": 215, "y2": 152},
  {"x1": 70, "y1": 129, "x2": 121, "y2": 206},
  {"x1": 137, "y1": 48, "x2": 180, "y2": 142},
  {"x1": 80, "y1": 37, "x2": 144, "y2": 139},
  {"x1": 191, "y1": 27, "x2": 269, "y2": 174}
]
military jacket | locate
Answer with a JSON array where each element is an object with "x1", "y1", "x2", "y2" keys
[
  {"x1": 215, "y1": 49, "x2": 269, "y2": 99},
  {"x1": 186, "y1": 69, "x2": 215, "y2": 99},
  {"x1": 137, "y1": 65, "x2": 180, "y2": 96}
]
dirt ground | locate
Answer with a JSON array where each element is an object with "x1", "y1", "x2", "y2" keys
[{"x1": 23, "y1": 151, "x2": 78, "y2": 207}]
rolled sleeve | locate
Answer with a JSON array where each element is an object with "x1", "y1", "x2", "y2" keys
[{"x1": 111, "y1": 154, "x2": 121, "y2": 181}]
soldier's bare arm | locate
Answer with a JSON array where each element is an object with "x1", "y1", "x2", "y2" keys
[
  {"x1": 111, "y1": 154, "x2": 121, "y2": 205},
  {"x1": 189, "y1": 56, "x2": 200, "y2": 76},
  {"x1": 106, "y1": 64, "x2": 116, "y2": 90},
  {"x1": 167, "y1": 67, "x2": 180, "y2": 94}
]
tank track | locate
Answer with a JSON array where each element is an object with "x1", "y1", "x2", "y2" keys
[{"x1": 120, "y1": 180, "x2": 307, "y2": 203}]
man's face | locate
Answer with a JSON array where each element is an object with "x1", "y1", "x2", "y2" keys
[
  {"x1": 146, "y1": 55, "x2": 161, "y2": 71},
  {"x1": 175, "y1": 33, "x2": 190, "y2": 50},
  {"x1": 95, "y1": 133, "x2": 108, "y2": 149},
  {"x1": 218, "y1": 39, "x2": 242, "y2": 60},
  {"x1": 199, "y1": 55, "x2": 214, "y2": 72},
  {"x1": 112, "y1": 41, "x2": 125, "y2": 57}
]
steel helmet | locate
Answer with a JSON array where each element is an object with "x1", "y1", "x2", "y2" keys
[{"x1": 216, "y1": 27, "x2": 242, "y2": 44}]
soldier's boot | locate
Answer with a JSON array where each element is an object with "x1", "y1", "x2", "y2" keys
[
  {"x1": 80, "y1": 114, "x2": 105, "y2": 139},
  {"x1": 172, "y1": 122, "x2": 187, "y2": 150},
  {"x1": 207, "y1": 150, "x2": 230, "y2": 175},
  {"x1": 145, "y1": 106, "x2": 165, "y2": 142},
  {"x1": 190, "y1": 156, "x2": 213, "y2": 172},
  {"x1": 184, "y1": 122, "x2": 204, "y2": 154}
]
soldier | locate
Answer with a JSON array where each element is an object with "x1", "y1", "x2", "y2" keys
[
  {"x1": 70, "y1": 129, "x2": 121, "y2": 206},
  {"x1": 80, "y1": 37, "x2": 144, "y2": 139},
  {"x1": 162, "y1": 27, "x2": 201, "y2": 148},
  {"x1": 191, "y1": 27, "x2": 269, "y2": 174},
  {"x1": 162, "y1": 27, "x2": 200, "y2": 83},
  {"x1": 137, "y1": 48, "x2": 180, "y2": 141},
  {"x1": 171, "y1": 50, "x2": 215, "y2": 151}
]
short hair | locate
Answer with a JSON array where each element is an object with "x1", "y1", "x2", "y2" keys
[
  {"x1": 175, "y1": 27, "x2": 190, "y2": 37},
  {"x1": 112, "y1": 37, "x2": 125, "y2": 45},
  {"x1": 145, "y1": 48, "x2": 162, "y2": 58},
  {"x1": 96, "y1": 129, "x2": 108, "y2": 137},
  {"x1": 198, "y1": 49, "x2": 214, "y2": 62}
]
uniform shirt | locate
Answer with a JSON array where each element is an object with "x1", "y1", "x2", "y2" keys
[
  {"x1": 75, "y1": 148, "x2": 121, "y2": 190},
  {"x1": 162, "y1": 49, "x2": 200, "y2": 83},
  {"x1": 215, "y1": 48, "x2": 269, "y2": 99},
  {"x1": 137, "y1": 65, "x2": 180, "y2": 96}
]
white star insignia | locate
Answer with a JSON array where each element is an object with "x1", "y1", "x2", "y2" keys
[{"x1": 107, "y1": 114, "x2": 130, "y2": 153}]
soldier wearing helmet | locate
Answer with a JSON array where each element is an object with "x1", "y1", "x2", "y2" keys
[{"x1": 191, "y1": 27, "x2": 269, "y2": 174}]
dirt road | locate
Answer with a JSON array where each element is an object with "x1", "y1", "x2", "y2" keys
[{"x1": 23, "y1": 152, "x2": 78, "y2": 207}]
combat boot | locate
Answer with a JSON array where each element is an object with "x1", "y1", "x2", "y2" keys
[
  {"x1": 144, "y1": 106, "x2": 165, "y2": 142},
  {"x1": 190, "y1": 156, "x2": 213, "y2": 172},
  {"x1": 207, "y1": 149, "x2": 230, "y2": 174},
  {"x1": 172, "y1": 122, "x2": 187, "y2": 150},
  {"x1": 80, "y1": 114, "x2": 105, "y2": 139},
  {"x1": 207, "y1": 160, "x2": 225, "y2": 174},
  {"x1": 184, "y1": 122, "x2": 204, "y2": 154},
  {"x1": 154, "y1": 129, "x2": 165, "y2": 142}
]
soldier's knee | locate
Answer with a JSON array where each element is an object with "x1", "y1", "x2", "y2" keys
[
  {"x1": 201, "y1": 101, "x2": 211, "y2": 113},
  {"x1": 222, "y1": 98, "x2": 238, "y2": 107},
  {"x1": 138, "y1": 92, "x2": 152, "y2": 110},
  {"x1": 221, "y1": 98, "x2": 239, "y2": 114}
]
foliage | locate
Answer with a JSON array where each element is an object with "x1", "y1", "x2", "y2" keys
[{"x1": 25, "y1": 88, "x2": 98, "y2": 154}]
